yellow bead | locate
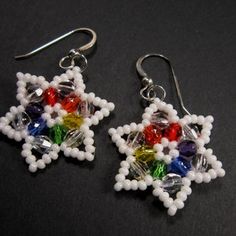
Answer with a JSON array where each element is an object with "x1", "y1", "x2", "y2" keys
[
  {"x1": 63, "y1": 113, "x2": 84, "y2": 129},
  {"x1": 134, "y1": 145, "x2": 156, "y2": 163}
]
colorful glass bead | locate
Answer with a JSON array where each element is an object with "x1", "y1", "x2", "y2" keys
[
  {"x1": 134, "y1": 145, "x2": 156, "y2": 164},
  {"x1": 161, "y1": 173, "x2": 183, "y2": 194},
  {"x1": 150, "y1": 112, "x2": 169, "y2": 130},
  {"x1": 26, "y1": 84, "x2": 44, "y2": 103},
  {"x1": 32, "y1": 135, "x2": 53, "y2": 154},
  {"x1": 63, "y1": 113, "x2": 84, "y2": 129},
  {"x1": 63, "y1": 129, "x2": 84, "y2": 148},
  {"x1": 78, "y1": 100, "x2": 95, "y2": 118},
  {"x1": 126, "y1": 131, "x2": 145, "y2": 149},
  {"x1": 28, "y1": 117, "x2": 47, "y2": 136},
  {"x1": 163, "y1": 122, "x2": 182, "y2": 141},
  {"x1": 11, "y1": 112, "x2": 31, "y2": 131},
  {"x1": 49, "y1": 124, "x2": 67, "y2": 145},
  {"x1": 150, "y1": 160, "x2": 167, "y2": 180},
  {"x1": 129, "y1": 160, "x2": 149, "y2": 180},
  {"x1": 182, "y1": 124, "x2": 200, "y2": 140},
  {"x1": 61, "y1": 94, "x2": 81, "y2": 113},
  {"x1": 191, "y1": 154, "x2": 208, "y2": 172},
  {"x1": 25, "y1": 103, "x2": 44, "y2": 119},
  {"x1": 143, "y1": 124, "x2": 162, "y2": 146},
  {"x1": 168, "y1": 157, "x2": 191, "y2": 177},
  {"x1": 178, "y1": 140, "x2": 197, "y2": 159},
  {"x1": 58, "y1": 81, "x2": 75, "y2": 98},
  {"x1": 43, "y1": 87, "x2": 58, "y2": 106}
]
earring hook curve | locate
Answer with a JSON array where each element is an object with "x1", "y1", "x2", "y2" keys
[
  {"x1": 136, "y1": 53, "x2": 191, "y2": 115},
  {"x1": 14, "y1": 27, "x2": 97, "y2": 72}
]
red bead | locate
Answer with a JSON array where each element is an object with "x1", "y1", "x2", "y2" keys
[
  {"x1": 163, "y1": 123, "x2": 182, "y2": 141},
  {"x1": 43, "y1": 87, "x2": 58, "y2": 106},
  {"x1": 61, "y1": 94, "x2": 81, "y2": 113},
  {"x1": 143, "y1": 124, "x2": 162, "y2": 146}
]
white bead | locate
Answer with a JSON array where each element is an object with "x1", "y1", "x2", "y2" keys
[
  {"x1": 130, "y1": 122, "x2": 137, "y2": 131},
  {"x1": 114, "y1": 182, "x2": 123, "y2": 191},
  {"x1": 168, "y1": 141, "x2": 177, "y2": 150},
  {"x1": 153, "y1": 143, "x2": 163, "y2": 152},
  {"x1": 54, "y1": 103, "x2": 61, "y2": 112},
  {"x1": 130, "y1": 180, "x2": 138, "y2": 190},
  {"x1": 161, "y1": 138, "x2": 169, "y2": 147},
  {"x1": 91, "y1": 116, "x2": 99, "y2": 125},
  {"x1": 119, "y1": 167, "x2": 129, "y2": 176},
  {"x1": 169, "y1": 149, "x2": 179, "y2": 158},
  {"x1": 191, "y1": 114, "x2": 198, "y2": 123},
  {"x1": 123, "y1": 179, "x2": 131, "y2": 191},
  {"x1": 108, "y1": 128, "x2": 116, "y2": 136},
  {"x1": 10, "y1": 106, "x2": 18, "y2": 114},
  {"x1": 206, "y1": 115, "x2": 214, "y2": 123},
  {"x1": 115, "y1": 174, "x2": 125, "y2": 182},
  {"x1": 137, "y1": 124, "x2": 144, "y2": 132},
  {"x1": 42, "y1": 154, "x2": 51, "y2": 164},
  {"x1": 107, "y1": 102, "x2": 115, "y2": 111},
  {"x1": 216, "y1": 168, "x2": 225, "y2": 177},
  {"x1": 174, "y1": 199, "x2": 184, "y2": 209},
  {"x1": 116, "y1": 127, "x2": 124, "y2": 135},
  {"x1": 212, "y1": 160, "x2": 222, "y2": 169},
  {"x1": 118, "y1": 144, "x2": 127, "y2": 154},
  {"x1": 25, "y1": 155, "x2": 36, "y2": 164},
  {"x1": 187, "y1": 171, "x2": 195, "y2": 181},
  {"x1": 138, "y1": 180, "x2": 147, "y2": 191},
  {"x1": 44, "y1": 105, "x2": 53, "y2": 114},
  {"x1": 182, "y1": 177, "x2": 191, "y2": 186},
  {"x1": 196, "y1": 138, "x2": 204, "y2": 147},
  {"x1": 85, "y1": 145, "x2": 95, "y2": 153},
  {"x1": 181, "y1": 186, "x2": 192, "y2": 195},
  {"x1": 41, "y1": 81, "x2": 49, "y2": 90},
  {"x1": 71, "y1": 148, "x2": 79, "y2": 158},
  {"x1": 164, "y1": 198, "x2": 174, "y2": 208},
  {"x1": 87, "y1": 92, "x2": 95, "y2": 102},
  {"x1": 153, "y1": 188, "x2": 163, "y2": 197},
  {"x1": 14, "y1": 132, "x2": 22, "y2": 141},
  {"x1": 83, "y1": 138, "x2": 94, "y2": 145},
  {"x1": 52, "y1": 144, "x2": 60, "y2": 152},
  {"x1": 112, "y1": 134, "x2": 120, "y2": 142},
  {"x1": 77, "y1": 151, "x2": 85, "y2": 161},
  {"x1": 197, "y1": 115, "x2": 205, "y2": 125},
  {"x1": 159, "y1": 192, "x2": 170, "y2": 202},
  {"x1": 29, "y1": 163, "x2": 37, "y2": 173},
  {"x1": 208, "y1": 169, "x2": 217, "y2": 179},
  {"x1": 176, "y1": 191, "x2": 187, "y2": 201},
  {"x1": 85, "y1": 152, "x2": 94, "y2": 161},
  {"x1": 94, "y1": 111, "x2": 103, "y2": 120},
  {"x1": 123, "y1": 125, "x2": 131, "y2": 134},
  {"x1": 142, "y1": 119, "x2": 150, "y2": 126},
  {"x1": 120, "y1": 160, "x2": 130, "y2": 168},
  {"x1": 195, "y1": 173, "x2": 203, "y2": 183},
  {"x1": 64, "y1": 147, "x2": 72, "y2": 157},
  {"x1": 101, "y1": 108, "x2": 110, "y2": 117},
  {"x1": 144, "y1": 175, "x2": 153, "y2": 186},
  {"x1": 37, "y1": 160, "x2": 46, "y2": 169},
  {"x1": 152, "y1": 180, "x2": 162, "y2": 188},
  {"x1": 168, "y1": 205, "x2": 177, "y2": 216},
  {"x1": 126, "y1": 156, "x2": 135, "y2": 163},
  {"x1": 16, "y1": 72, "x2": 24, "y2": 79},
  {"x1": 203, "y1": 173, "x2": 211, "y2": 183},
  {"x1": 21, "y1": 149, "x2": 31, "y2": 157}
]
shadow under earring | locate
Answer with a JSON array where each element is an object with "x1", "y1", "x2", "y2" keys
[
  {"x1": 108, "y1": 53, "x2": 225, "y2": 216},
  {"x1": 0, "y1": 28, "x2": 115, "y2": 172}
]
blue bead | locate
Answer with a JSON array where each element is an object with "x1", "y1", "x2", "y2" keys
[
  {"x1": 28, "y1": 117, "x2": 47, "y2": 136},
  {"x1": 25, "y1": 103, "x2": 44, "y2": 119},
  {"x1": 168, "y1": 157, "x2": 191, "y2": 177}
]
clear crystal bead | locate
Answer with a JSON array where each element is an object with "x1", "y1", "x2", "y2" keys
[
  {"x1": 58, "y1": 81, "x2": 75, "y2": 98},
  {"x1": 182, "y1": 124, "x2": 200, "y2": 140},
  {"x1": 191, "y1": 154, "x2": 208, "y2": 172},
  {"x1": 78, "y1": 100, "x2": 95, "y2": 118},
  {"x1": 126, "y1": 131, "x2": 145, "y2": 149},
  {"x1": 32, "y1": 135, "x2": 53, "y2": 154},
  {"x1": 150, "y1": 112, "x2": 169, "y2": 129},
  {"x1": 129, "y1": 160, "x2": 149, "y2": 180},
  {"x1": 11, "y1": 112, "x2": 31, "y2": 131},
  {"x1": 161, "y1": 173, "x2": 183, "y2": 194},
  {"x1": 26, "y1": 84, "x2": 44, "y2": 102},
  {"x1": 63, "y1": 129, "x2": 84, "y2": 148}
]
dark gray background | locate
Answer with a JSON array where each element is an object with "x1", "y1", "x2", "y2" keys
[{"x1": 0, "y1": 1, "x2": 235, "y2": 235}]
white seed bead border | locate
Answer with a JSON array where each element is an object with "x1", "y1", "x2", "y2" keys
[
  {"x1": 0, "y1": 66, "x2": 115, "y2": 172},
  {"x1": 108, "y1": 98, "x2": 225, "y2": 216}
]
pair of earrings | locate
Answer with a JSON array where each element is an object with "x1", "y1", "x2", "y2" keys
[{"x1": 0, "y1": 28, "x2": 225, "y2": 216}]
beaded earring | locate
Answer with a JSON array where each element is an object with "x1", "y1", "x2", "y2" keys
[
  {"x1": 0, "y1": 28, "x2": 115, "y2": 172},
  {"x1": 108, "y1": 53, "x2": 225, "y2": 216}
]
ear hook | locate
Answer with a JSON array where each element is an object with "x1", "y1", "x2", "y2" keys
[
  {"x1": 136, "y1": 53, "x2": 191, "y2": 115},
  {"x1": 14, "y1": 27, "x2": 97, "y2": 72}
]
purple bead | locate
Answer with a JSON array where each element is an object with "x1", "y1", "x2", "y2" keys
[
  {"x1": 178, "y1": 140, "x2": 197, "y2": 159},
  {"x1": 25, "y1": 103, "x2": 44, "y2": 119}
]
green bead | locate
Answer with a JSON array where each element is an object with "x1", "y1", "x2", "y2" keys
[
  {"x1": 49, "y1": 124, "x2": 68, "y2": 144},
  {"x1": 134, "y1": 145, "x2": 156, "y2": 164},
  {"x1": 150, "y1": 160, "x2": 167, "y2": 180}
]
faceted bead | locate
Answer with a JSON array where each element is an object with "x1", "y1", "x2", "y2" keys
[
  {"x1": 11, "y1": 112, "x2": 31, "y2": 131},
  {"x1": 168, "y1": 157, "x2": 191, "y2": 177},
  {"x1": 126, "y1": 131, "x2": 145, "y2": 149},
  {"x1": 163, "y1": 123, "x2": 182, "y2": 141},
  {"x1": 49, "y1": 124, "x2": 67, "y2": 145},
  {"x1": 178, "y1": 140, "x2": 197, "y2": 160},
  {"x1": 78, "y1": 100, "x2": 95, "y2": 118},
  {"x1": 32, "y1": 135, "x2": 53, "y2": 154},
  {"x1": 182, "y1": 124, "x2": 200, "y2": 140},
  {"x1": 58, "y1": 81, "x2": 75, "y2": 98},
  {"x1": 25, "y1": 103, "x2": 44, "y2": 119},
  {"x1": 63, "y1": 129, "x2": 84, "y2": 148},
  {"x1": 43, "y1": 87, "x2": 58, "y2": 106},
  {"x1": 26, "y1": 84, "x2": 44, "y2": 103},
  {"x1": 129, "y1": 160, "x2": 149, "y2": 180},
  {"x1": 134, "y1": 145, "x2": 156, "y2": 164},
  {"x1": 150, "y1": 112, "x2": 169, "y2": 130},
  {"x1": 192, "y1": 154, "x2": 208, "y2": 172},
  {"x1": 63, "y1": 114, "x2": 84, "y2": 129},
  {"x1": 28, "y1": 117, "x2": 47, "y2": 136},
  {"x1": 61, "y1": 94, "x2": 81, "y2": 113},
  {"x1": 150, "y1": 160, "x2": 167, "y2": 180},
  {"x1": 143, "y1": 124, "x2": 162, "y2": 146},
  {"x1": 161, "y1": 173, "x2": 183, "y2": 194}
]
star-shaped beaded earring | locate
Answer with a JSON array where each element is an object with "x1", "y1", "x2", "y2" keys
[
  {"x1": 108, "y1": 53, "x2": 225, "y2": 216},
  {"x1": 0, "y1": 28, "x2": 115, "y2": 172}
]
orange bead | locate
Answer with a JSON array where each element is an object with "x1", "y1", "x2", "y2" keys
[{"x1": 61, "y1": 94, "x2": 81, "y2": 113}]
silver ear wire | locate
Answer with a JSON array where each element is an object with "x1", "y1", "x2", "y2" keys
[
  {"x1": 15, "y1": 27, "x2": 97, "y2": 72},
  {"x1": 136, "y1": 53, "x2": 190, "y2": 115}
]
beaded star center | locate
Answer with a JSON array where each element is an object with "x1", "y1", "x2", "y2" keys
[
  {"x1": 109, "y1": 98, "x2": 225, "y2": 216},
  {"x1": 0, "y1": 67, "x2": 114, "y2": 172}
]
